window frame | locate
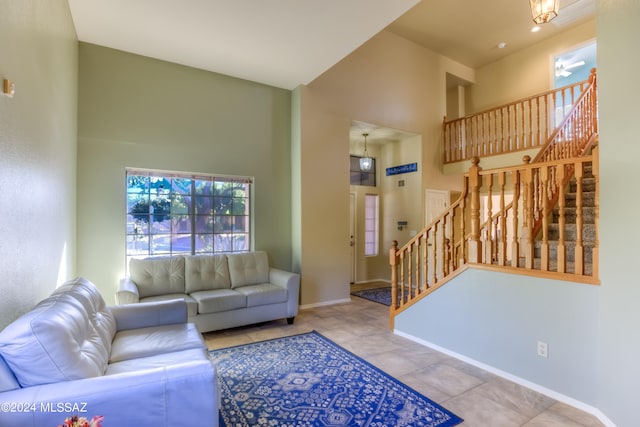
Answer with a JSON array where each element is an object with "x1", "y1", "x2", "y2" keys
[
  {"x1": 364, "y1": 193, "x2": 379, "y2": 257},
  {"x1": 349, "y1": 155, "x2": 376, "y2": 187},
  {"x1": 125, "y1": 168, "x2": 254, "y2": 267}
]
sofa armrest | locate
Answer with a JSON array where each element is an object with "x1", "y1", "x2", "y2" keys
[
  {"x1": 0, "y1": 360, "x2": 218, "y2": 427},
  {"x1": 269, "y1": 268, "x2": 300, "y2": 317},
  {"x1": 109, "y1": 299, "x2": 188, "y2": 331},
  {"x1": 116, "y1": 277, "x2": 140, "y2": 305}
]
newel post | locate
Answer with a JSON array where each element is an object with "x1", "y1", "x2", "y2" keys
[{"x1": 468, "y1": 157, "x2": 482, "y2": 263}]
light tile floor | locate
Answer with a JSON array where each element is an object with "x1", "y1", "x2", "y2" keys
[{"x1": 203, "y1": 285, "x2": 604, "y2": 427}]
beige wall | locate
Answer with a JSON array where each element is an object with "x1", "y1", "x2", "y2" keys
[
  {"x1": 0, "y1": 0, "x2": 78, "y2": 329},
  {"x1": 297, "y1": 30, "x2": 470, "y2": 306},
  {"x1": 467, "y1": 19, "x2": 596, "y2": 113},
  {"x1": 76, "y1": 43, "x2": 292, "y2": 304},
  {"x1": 349, "y1": 135, "x2": 423, "y2": 283}
]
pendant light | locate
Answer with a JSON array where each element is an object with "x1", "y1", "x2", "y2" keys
[
  {"x1": 529, "y1": 0, "x2": 559, "y2": 24},
  {"x1": 359, "y1": 133, "x2": 373, "y2": 171}
]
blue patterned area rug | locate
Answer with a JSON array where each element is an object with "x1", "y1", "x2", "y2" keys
[
  {"x1": 209, "y1": 331, "x2": 463, "y2": 427},
  {"x1": 351, "y1": 286, "x2": 392, "y2": 306}
]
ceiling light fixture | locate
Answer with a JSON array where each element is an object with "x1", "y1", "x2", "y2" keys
[
  {"x1": 359, "y1": 133, "x2": 373, "y2": 171},
  {"x1": 531, "y1": 26, "x2": 541, "y2": 33},
  {"x1": 529, "y1": 0, "x2": 559, "y2": 24}
]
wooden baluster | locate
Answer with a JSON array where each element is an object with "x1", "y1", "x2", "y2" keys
[
  {"x1": 498, "y1": 172, "x2": 507, "y2": 266},
  {"x1": 468, "y1": 157, "x2": 482, "y2": 263},
  {"x1": 466, "y1": 117, "x2": 472, "y2": 160},
  {"x1": 486, "y1": 174, "x2": 494, "y2": 263},
  {"x1": 427, "y1": 227, "x2": 435, "y2": 286},
  {"x1": 389, "y1": 241, "x2": 398, "y2": 320},
  {"x1": 528, "y1": 99, "x2": 533, "y2": 149},
  {"x1": 399, "y1": 249, "x2": 405, "y2": 307},
  {"x1": 511, "y1": 170, "x2": 520, "y2": 267},
  {"x1": 449, "y1": 208, "x2": 456, "y2": 271},
  {"x1": 535, "y1": 97, "x2": 541, "y2": 147},
  {"x1": 434, "y1": 220, "x2": 441, "y2": 283},
  {"x1": 519, "y1": 101, "x2": 525, "y2": 150},
  {"x1": 574, "y1": 162, "x2": 584, "y2": 275},
  {"x1": 547, "y1": 93, "x2": 552, "y2": 143},
  {"x1": 407, "y1": 244, "x2": 413, "y2": 300},
  {"x1": 481, "y1": 113, "x2": 486, "y2": 156},
  {"x1": 475, "y1": 115, "x2": 480, "y2": 157},
  {"x1": 556, "y1": 165, "x2": 566, "y2": 273},
  {"x1": 442, "y1": 116, "x2": 448, "y2": 163},
  {"x1": 422, "y1": 229, "x2": 429, "y2": 289},
  {"x1": 493, "y1": 110, "x2": 499, "y2": 153},
  {"x1": 540, "y1": 166, "x2": 549, "y2": 271},
  {"x1": 522, "y1": 156, "x2": 534, "y2": 269},
  {"x1": 414, "y1": 238, "x2": 421, "y2": 295},
  {"x1": 459, "y1": 186, "x2": 467, "y2": 266},
  {"x1": 501, "y1": 107, "x2": 506, "y2": 154},
  {"x1": 505, "y1": 104, "x2": 510, "y2": 152},
  {"x1": 442, "y1": 215, "x2": 449, "y2": 276}
]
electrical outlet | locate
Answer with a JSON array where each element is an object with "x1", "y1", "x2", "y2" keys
[{"x1": 537, "y1": 341, "x2": 549, "y2": 358}]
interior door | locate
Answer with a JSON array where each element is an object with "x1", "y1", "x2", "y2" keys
[
  {"x1": 349, "y1": 193, "x2": 356, "y2": 284},
  {"x1": 425, "y1": 189, "x2": 450, "y2": 225}
]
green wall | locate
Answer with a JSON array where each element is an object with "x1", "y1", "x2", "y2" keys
[
  {"x1": 0, "y1": 0, "x2": 78, "y2": 329},
  {"x1": 597, "y1": 0, "x2": 640, "y2": 425},
  {"x1": 76, "y1": 43, "x2": 292, "y2": 304}
]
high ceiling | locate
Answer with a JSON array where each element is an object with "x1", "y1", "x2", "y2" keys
[
  {"x1": 387, "y1": 0, "x2": 595, "y2": 69},
  {"x1": 68, "y1": 0, "x2": 595, "y2": 91}
]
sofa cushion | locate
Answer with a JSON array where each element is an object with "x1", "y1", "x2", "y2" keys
[
  {"x1": 190, "y1": 289, "x2": 246, "y2": 314},
  {"x1": 140, "y1": 294, "x2": 198, "y2": 317},
  {"x1": 228, "y1": 251, "x2": 269, "y2": 288},
  {"x1": 184, "y1": 254, "x2": 231, "y2": 293},
  {"x1": 105, "y1": 348, "x2": 209, "y2": 376},
  {"x1": 130, "y1": 256, "x2": 185, "y2": 298},
  {"x1": 0, "y1": 278, "x2": 114, "y2": 387},
  {"x1": 235, "y1": 284, "x2": 288, "y2": 307},
  {"x1": 109, "y1": 323, "x2": 204, "y2": 364},
  {"x1": 52, "y1": 277, "x2": 117, "y2": 351}
]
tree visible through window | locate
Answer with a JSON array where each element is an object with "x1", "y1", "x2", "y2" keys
[{"x1": 126, "y1": 169, "x2": 252, "y2": 266}]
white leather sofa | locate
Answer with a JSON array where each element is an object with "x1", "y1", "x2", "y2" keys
[
  {"x1": 0, "y1": 277, "x2": 218, "y2": 427},
  {"x1": 117, "y1": 251, "x2": 300, "y2": 333}
]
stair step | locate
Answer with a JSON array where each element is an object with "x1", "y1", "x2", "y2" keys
[
  {"x1": 564, "y1": 191, "x2": 595, "y2": 208},
  {"x1": 569, "y1": 177, "x2": 596, "y2": 193},
  {"x1": 534, "y1": 240, "x2": 595, "y2": 263},
  {"x1": 552, "y1": 206, "x2": 596, "y2": 224},
  {"x1": 547, "y1": 223, "x2": 596, "y2": 242},
  {"x1": 514, "y1": 256, "x2": 593, "y2": 276}
]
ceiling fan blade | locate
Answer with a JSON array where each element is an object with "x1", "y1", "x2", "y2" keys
[{"x1": 564, "y1": 60, "x2": 586, "y2": 70}]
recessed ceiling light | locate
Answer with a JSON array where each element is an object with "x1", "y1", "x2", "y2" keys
[
  {"x1": 497, "y1": 42, "x2": 507, "y2": 49},
  {"x1": 531, "y1": 26, "x2": 541, "y2": 33}
]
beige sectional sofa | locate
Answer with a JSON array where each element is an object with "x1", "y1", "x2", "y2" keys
[{"x1": 116, "y1": 251, "x2": 300, "y2": 333}]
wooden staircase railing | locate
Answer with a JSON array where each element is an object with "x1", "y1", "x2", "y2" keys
[
  {"x1": 443, "y1": 69, "x2": 596, "y2": 164},
  {"x1": 389, "y1": 70, "x2": 599, "y2": 328}
]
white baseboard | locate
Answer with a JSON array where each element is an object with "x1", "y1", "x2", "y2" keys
[
  {"x1": 300, "y1": 297, "x2": 351, "y2": 310},
  {"x1": 394, "y1": 330, "x2": 616, "y2": 427}
]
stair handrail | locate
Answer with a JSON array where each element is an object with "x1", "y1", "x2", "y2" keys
[
  {"x1": 389, "y1": 154, "x2": 599, "y2": 326},
  {"x1": 390, "y1": 70, "x2": 599, "y2": 328},
  {"x1": 443, "y1": 71, "x2": 595, "y2": 164}
]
